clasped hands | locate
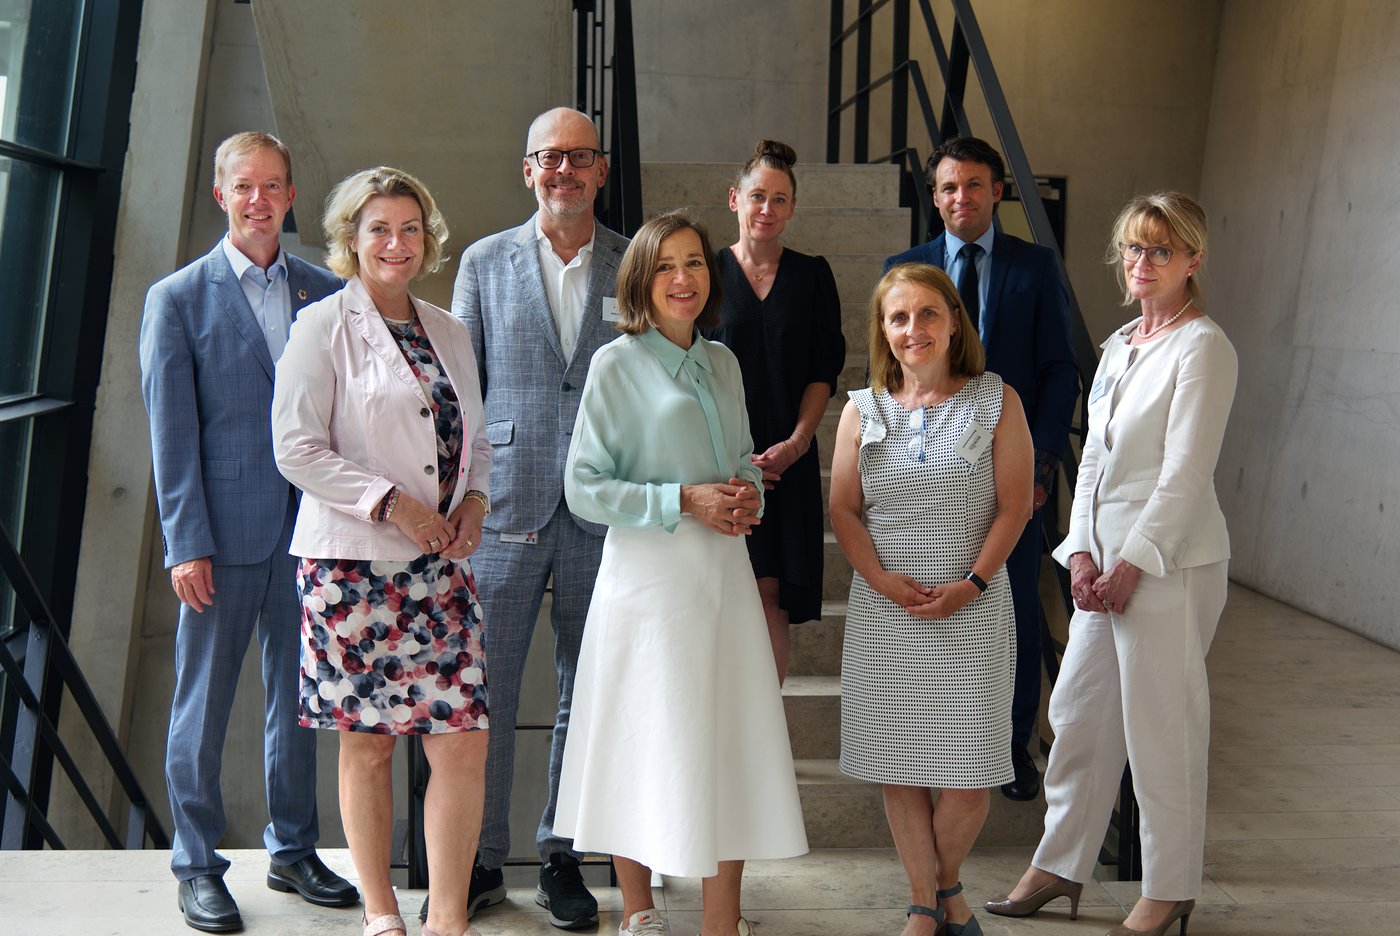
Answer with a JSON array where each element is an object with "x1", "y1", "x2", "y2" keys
[
  {"x1": 872, "y1": 570, "x2": 978, "y2": 620},
  {"x1": 1069, "y1": 552, "x2": 1141, "y2": 614},
  {"x1": 681, "y1": 478, "x2": 762, "y2": 537},
  {"x1": 751, "y1": 439, "x2": 803, "y2": 490},
  {"x1": 392, "y1": 492, "x2": 485, "y2": 561}
]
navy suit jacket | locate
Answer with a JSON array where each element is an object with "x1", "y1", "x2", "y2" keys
[
  {"x1": 885, "y1": 230, "x2": 1078, "y2": 458},
  {"x1": 140, "y1": 242, "x2": 342, "y2": 568},
  {"x1": 453, "y1": 215, "x2": 629, "y2": 537}
]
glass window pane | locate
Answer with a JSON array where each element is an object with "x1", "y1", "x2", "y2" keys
[
  {"x1": 0, "y1": 155, "x2": 60, "y2": 402},
  {"x1": 0, "y1": 1, "x2": 84, "y2": 153},
  {"x1": 0, "y1": 417, "x2": 31, "y2": 635}
]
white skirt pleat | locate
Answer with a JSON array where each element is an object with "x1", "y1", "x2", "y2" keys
[{"x1": 554, "y1": 517, "x2": 809, "y2": 878}]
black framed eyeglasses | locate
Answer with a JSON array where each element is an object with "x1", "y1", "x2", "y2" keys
[
  {"x1": 1119, "y1": 243, "x2": 1178, "y2": 267},
  {"x1": 526, "y1": 148, "x2": 603, "y2": 170}
]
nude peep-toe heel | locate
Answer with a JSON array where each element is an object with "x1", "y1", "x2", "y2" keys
[
  {"x1": 983, "y1": 874, "x2": 1082, "y2": 919},
  {"x1": 1106, "y1": 899, "x2": 1195, "y2": 936}
]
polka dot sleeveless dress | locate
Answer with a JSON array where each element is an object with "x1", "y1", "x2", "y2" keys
[{"x1": 839, "y1": 372, "x2": 1015, "y2": 788}]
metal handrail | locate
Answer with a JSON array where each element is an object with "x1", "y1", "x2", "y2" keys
[
  {"x1": 574, "y1": 0, "x2": 642, "y2": 236},
  {"x1": 0, "y1": 520, "x2": 169, "y2": 850},
  {"x1": 826, "y1": 0, "x2": 1137, "y2": 881}
]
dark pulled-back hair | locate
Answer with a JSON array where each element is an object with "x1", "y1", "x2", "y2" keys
[
  {"x1": 614, "y1": 211, "x2": 724, "y2": 335},
  {"x1": 735, "y1": 139, "x2": 798, "y2": 198},
  {"x1": 924, "y1": 135, "x2": 1006, "y2": 190}
]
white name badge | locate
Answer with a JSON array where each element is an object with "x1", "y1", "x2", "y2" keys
[
  {"x1": 499, "y1": 531, "x2": 539, "y2": 545},
  {"x1": 954, "y1": 420, "x2": 993, "y2": 466},
  {"x1": 601, "y1": 297, "x2": 621, "y2": 322}
]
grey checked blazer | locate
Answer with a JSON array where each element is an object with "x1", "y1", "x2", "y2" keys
[
  {"x1": 453, "y1": 214, "x2": 628, "y2": 536},
  {"x1": 140, "y1": 242, "x2": 342, "y2": 567}
]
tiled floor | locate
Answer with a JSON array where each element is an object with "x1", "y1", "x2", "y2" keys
[{"x1": 4, "y1": 583, "x2": 1399, "y2": 935}]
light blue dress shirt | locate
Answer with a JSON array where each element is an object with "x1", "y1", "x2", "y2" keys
[
  {"x1": 943, "y1": 224, "x2": 996, "y2": 343},
  {"x1": 565, "y1": 327, "x2": 764, "y2": 532},
  {"x1": 222, "y1": 236, "x2": 292, "y2": 362}
]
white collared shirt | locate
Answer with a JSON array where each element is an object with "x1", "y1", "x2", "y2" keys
[
  {"x1": 222, "y1": 236, "x2": 292, "y2": 361},
  {"x1": 535, "y1": 215, "x2": 596, "y2": 361}
]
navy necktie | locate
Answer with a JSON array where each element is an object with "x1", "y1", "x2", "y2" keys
[{"x1": 957, "y1": 242, "x2": 982, "y2": 330}]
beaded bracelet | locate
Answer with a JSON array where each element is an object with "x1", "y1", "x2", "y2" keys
[
  {"x1": 376, "y1": 487, "x2": 400, "y2": 523},
  {"x1": 464, "y1": 489, "x2": 490, "y2": 514}
]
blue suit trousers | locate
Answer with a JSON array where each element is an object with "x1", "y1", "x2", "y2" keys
[{"x1": 165, "y1": 504, "x2": 318, "y2": 880}]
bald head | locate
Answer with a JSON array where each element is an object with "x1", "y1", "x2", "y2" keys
[{"x1": 526, "y1": 107, "x2": 600, "y2": 154}]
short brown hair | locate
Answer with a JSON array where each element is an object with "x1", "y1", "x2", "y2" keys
[
  {"x1": 1107, "y1": 191, "x2": 1208, "y2": 306},
  {"x1": 213, "y1": 131, "x2": 292, "y2": 190},
  {"x1": 614, "y1": 211, "x2": 724, "y2": 335},
  {"x1": 868, "y1": 263, "x2": 985, "y2": 393},
  {"x1": 322, "y1": 166, "x2": 449, "y2": 280}
]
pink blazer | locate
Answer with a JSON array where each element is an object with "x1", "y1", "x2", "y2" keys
[{"x1": 272, "y1": 276, "x2": 491, "y2": 560}]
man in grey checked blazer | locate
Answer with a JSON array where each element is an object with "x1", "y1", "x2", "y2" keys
[
  {"x1": 140, "y1": 132, "x2": 356, "y2": 932},
  {"x1": 448, "y1": 107, "x2": 627, "y2": 930}
]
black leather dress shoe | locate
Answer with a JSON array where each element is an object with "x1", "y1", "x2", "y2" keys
[
  {"x1": 1001, "y1": 744, "x2": 1041, "y2": 801},
  {"x1": 267, "y1": 852, "x2": 360, "y2": 907},
  {"x1": 178, "y1": 875, "x2": 243, "y2": 933}
]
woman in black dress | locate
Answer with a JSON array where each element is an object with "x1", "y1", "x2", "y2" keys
[{"x1": 706, "y1": 140, "x2": 846, "y2": 682}]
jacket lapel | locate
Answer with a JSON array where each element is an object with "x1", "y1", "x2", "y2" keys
[
  {"x1": 510, "y1": 220, "x2": 567, "y2": 367},
  {"x1": 343, "y1": 278, "x2": 430, "y2": 407},
  {"x1": 207, "y1": 244, "x2": 275, "y2": 380},
  {"x1": 982, "y1": 230, "x2": 1012, "y2": 349},
  {"x1": 573, "y1": 230, "x2": 625, "y2": 365}
]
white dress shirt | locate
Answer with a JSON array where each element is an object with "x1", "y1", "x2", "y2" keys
[{"x1": 535, "y1": 215, "x2": 595, "y2": 362}]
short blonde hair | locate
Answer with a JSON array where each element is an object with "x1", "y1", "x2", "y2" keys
[
  {"x1": 322, "y1": 166, "x2": 449, "y2": 280},
  {"x1": 868, "y1": 263, "x2": 985, "y2": 393},
  {"x1": 1107, "y1": 191, "x2": 1208, "y2": 305},
  {"x1": 614, "y1": 211, "x2": 724, "y2": 335},
  {"x1": 213, "y1": 131, "x2": 292, "y2": 189}
]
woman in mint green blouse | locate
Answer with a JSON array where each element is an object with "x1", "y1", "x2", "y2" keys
[{"x1": 556, "y1": 213, "x2": 808, "y2": 936}]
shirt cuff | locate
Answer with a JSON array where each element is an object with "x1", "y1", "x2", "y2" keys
[{"x1": 660, "y1": 482, "x2": 682, "y2": 532}]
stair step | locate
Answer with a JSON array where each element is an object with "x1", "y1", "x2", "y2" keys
[
  {"x1": 826, "y1": 253, "x2": 892, "y2": 306},
  {"x1": 641, "y1": 161, "x2": 902, "y2": 209},
  {"x1": 781, "y1": 675, "x2": 841, "y2": 759},
  {"x1": 788, "y1": 601, "x2": 847, "y2": 677},
  {"x1": 795, "y1": 758, "x2": 1048, "y2": 848},
  {"x1": 643, "y1": 205, "x2": 911, "y2": 262},
  {"x1": 822, "y1": 531, "x2": 852, "y2": 603}
]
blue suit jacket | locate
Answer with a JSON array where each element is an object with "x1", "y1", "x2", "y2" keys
[
  {"x1": 885, "y1": 230, "x2": 1078, "y2": 458},
  {"x1": 140, "y1": 242, "x2": 342, "y2": 568},
  {"x1": 453, "y1": 214, "x2": 629, "y2": 536}
]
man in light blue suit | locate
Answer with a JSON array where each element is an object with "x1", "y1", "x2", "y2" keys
[
  {"x1": 444, "y1": 107, "x2": 627, "y2": 931},
  {"x1": 140, "y1": 132, "x2": 356, "y2": 932},
  {"x1": 885, "y1": 136, "x2": 1078, "y2": 804}
]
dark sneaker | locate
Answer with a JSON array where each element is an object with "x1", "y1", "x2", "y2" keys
[
  {"x1": 534, "y1": 853, "x2": 599, "y2": 930},
  {"x1": 418, "y1": 863, "x2": 507, "y2": 923}
]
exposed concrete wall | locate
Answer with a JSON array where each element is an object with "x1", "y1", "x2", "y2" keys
[{"x1": 1200, "y1": 0, "x2": 1400, "y2": 649}]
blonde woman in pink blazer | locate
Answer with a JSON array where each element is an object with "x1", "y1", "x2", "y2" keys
[
  {"x1": 987, "y1": 193, "x2": 1237, "y2": 936},
  {"x1": 273, "y1": 167, "x2": 490, "y2": 936}
]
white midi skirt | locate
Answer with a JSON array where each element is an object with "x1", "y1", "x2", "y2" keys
[{"x1": 554, "y1": 517, "x2": 809, "y2": 878}]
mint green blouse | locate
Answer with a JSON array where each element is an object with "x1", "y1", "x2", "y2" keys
[{"x1": 565, "y1": 327, "x2": 764, "y2": 531}]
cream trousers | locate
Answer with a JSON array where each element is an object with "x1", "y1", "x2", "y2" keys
[{"x1": 1033, "y1": 560, "x2": 1228, "y2": 899}]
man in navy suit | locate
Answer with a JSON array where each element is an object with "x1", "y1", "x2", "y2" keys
[
  {"x1": 140, "y1": 132, "x2": 356, "y2": 932},
  {"x1": 444, "y1": 107, "x2": 627, "y2": 930},
  {"x1": 885, "y1": 136, "x2": 1078, "y2": 802}
]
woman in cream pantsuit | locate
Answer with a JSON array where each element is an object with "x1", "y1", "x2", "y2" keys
[{"x1": 985, "y1": 193, "x2": 1237, "y2": 936}]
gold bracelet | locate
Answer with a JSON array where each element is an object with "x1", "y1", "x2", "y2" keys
[{"x1": 464, "y1": 489, "x2": 490, "y2": 514}]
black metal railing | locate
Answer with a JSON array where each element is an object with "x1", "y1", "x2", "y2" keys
[
  {"x1": 827, "y1": 0, "x2": 1139, "y2": 880},
  {"x1": 0, "y1": 520, "x2": 169, "y2": 851},
  {"x1": 575, "y1": 0, "x2": 642, "y2": 237}
]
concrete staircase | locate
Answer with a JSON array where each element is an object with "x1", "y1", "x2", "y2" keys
[{"x1": 642, "y1": 162, "x2": 1048, "y2": 849}]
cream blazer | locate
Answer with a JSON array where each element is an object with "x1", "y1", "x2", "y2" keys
[
  {"x1": 272, "y1": 276, "x2": 491, "y2": 560},
  {"x1": 1052, "y1": 315, "x2": 1237, "y2": 577}
]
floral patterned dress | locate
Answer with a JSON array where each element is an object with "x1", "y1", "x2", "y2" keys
[{"x1": 296, "y1": 315, "x2": 489, "y2": 734}]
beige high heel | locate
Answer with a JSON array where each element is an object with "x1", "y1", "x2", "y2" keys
[
  {"x1": 1106, "y1": 899, "x2": 1195, "y2": 936},
  {"x1": 983, "y1": 874, "x2": 1082, "y2": 919}
]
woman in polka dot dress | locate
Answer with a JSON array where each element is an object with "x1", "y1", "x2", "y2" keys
[
  {"x1": 829, "y1": 263, "x2": 1033, "y2": 936},
  {"x1": 273, "y1": 167, "x2": 491, "y2": 936}
]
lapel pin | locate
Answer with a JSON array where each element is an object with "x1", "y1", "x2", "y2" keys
[{"x1": 297, "y1": 288, "x2": 308, "y2": 301}]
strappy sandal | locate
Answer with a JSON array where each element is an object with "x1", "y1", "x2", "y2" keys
[
  {"x1": 907, "y1": 902, "x2": 946, "y2": 932},
  {"x1": 364, "y1": 912, "x2": 407, "y2": 936},
  {"x1": 937, "y1": 883, "x2": 984, "y2": 936}
]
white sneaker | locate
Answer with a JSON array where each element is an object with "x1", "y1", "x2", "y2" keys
[{"x1": 620, "y1": 908, "x2": 667, "y2": 935}]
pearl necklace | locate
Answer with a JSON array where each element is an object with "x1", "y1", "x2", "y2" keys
[{"x1": 1137, "y1": 298, "x2": 1193, "y2": 339}]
